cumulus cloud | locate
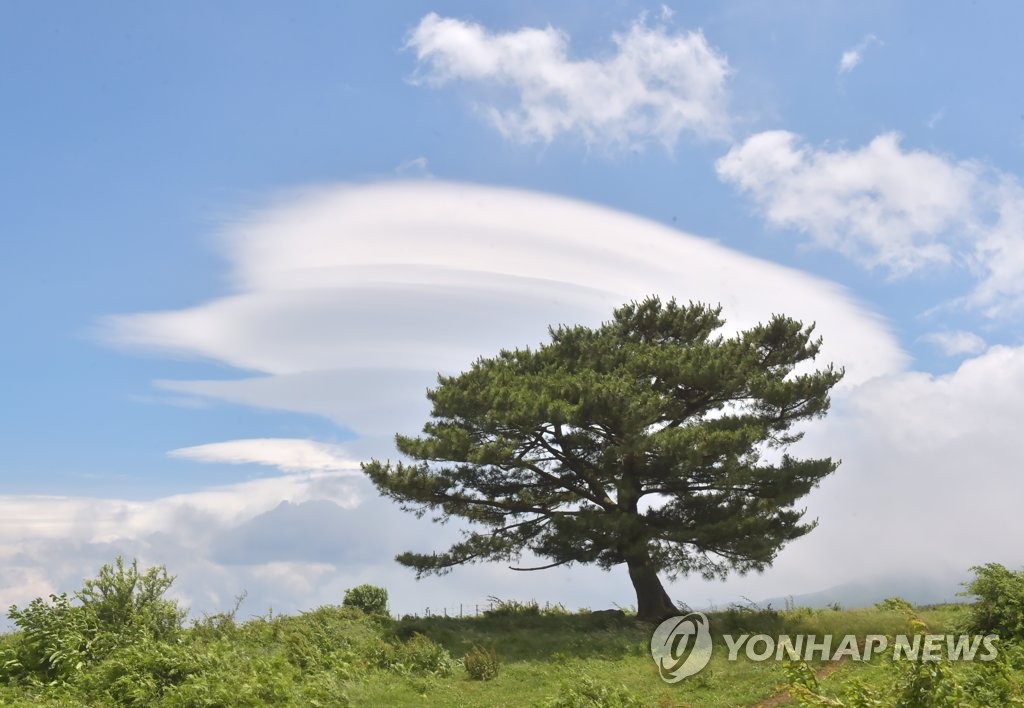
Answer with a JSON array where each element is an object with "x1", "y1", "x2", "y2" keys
[
  {"x1": 921, "y1": 330, "x2": 987, "y2": 356},
  {"x1": 716, "y1": 131, "x2": 975, "y2": 273},
  {"x1": 838, "y1": 34, "x2": 881, "y2": 74},
  {"x1": 665, "y1": 343, "x2": 1024, "y2": 604},
  {"x1": 169, "y1": 438, "x2": 362, "y2": 475},
  {"x1": 797, "y1": 345, "x2": 1024, "y2": 572},
  {"x1": 0, "y1": 470, "x2": 364, "y2": 617},
  {"x1": 212, "y1": 500, "x2": 387, "y2": 565},
  {"x1": 0, "y1": 472, "x2": 361, "y2": 546},
  {"x1": 717, "y1": 131, "x2": 1024, "y2": 315},
  {"x1": 0, "y1": 474, "x2": 639, "y2": 622},
  {"x1": 960, "y1": 177, "x2": 1024, "y2": 317},
  {"x1": 405, "y1": 13, "x2": 732, "y2": 149}
]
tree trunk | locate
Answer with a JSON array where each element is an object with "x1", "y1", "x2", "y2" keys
[{"x1": 627, "y1": 559, "x2": 678, "y2": 622}]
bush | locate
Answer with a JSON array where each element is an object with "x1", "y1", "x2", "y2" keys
[
  {"x1": 535, "y1": 675, "x2": 643, "y2": 707},
  {"x1": 959, "y1": 563, "x2": 1024, "y2": 638},
  {"x1": 372, "y1": 633, "x2": 456, "y2": 677},
  {"x1": 463, "y1": 645, "x2": 499, "y2": 681},
  {"x1": 74, "y1": 638, "x2": 203, "y2": 707},
  {"x1": 343, "y1": 585, "x2": 389, "y2": 616},
  {"x1": 77, "y1": 557, "x2": 185, "y2": 641},
  {"x1": 876, "y1": 596, "x2": 915, "y2": 613},
  {"x1": 3, "y1": 592, "x2": 96, "y2": 685},
  {"x1": 3, "y1": 557, "x2": 185, "y2": 686}
]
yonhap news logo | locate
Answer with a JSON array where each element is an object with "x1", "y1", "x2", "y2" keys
[
  {"x1": 650, "y1": 612, "x2": 999, "y2": 683},
  {"x1": 650, "y1": 612, "x2": 714, "y2": 682}
]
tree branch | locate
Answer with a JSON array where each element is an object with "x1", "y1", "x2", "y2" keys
[{"x1": 508, "y1": 558, "x2": 572, "y2": 572}]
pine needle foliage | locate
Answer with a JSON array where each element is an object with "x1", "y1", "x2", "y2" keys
[{"x1": 363, "y1": 297, "x2": 844, "y2": 618}]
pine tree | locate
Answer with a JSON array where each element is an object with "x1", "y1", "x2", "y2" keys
[{"x1": 363, "y1": 297, "x2": 844, "y2": 620}]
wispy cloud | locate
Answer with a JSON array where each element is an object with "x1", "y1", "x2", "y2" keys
[
  {"x1": 394, "y1": 157, "x2": 432, "y2": 178},
  {"x1": 405, "y1": 13, "x2": 732, "y2": 149},
  {"x1": 921, "y1": 330, "x2": 987, "y2": 356},
  {"x1": 927, "y1": 109, "x2": 945, "y2": 130},
  {"x1": 838, "y1": 34, "x2": 881, "y2": 74},
  {"x1": 169, "y1": 438, "x2": 363, "y2": 475},
  {"x1": 717, "y1": 131, "x2": 1024, "y2": 316}
]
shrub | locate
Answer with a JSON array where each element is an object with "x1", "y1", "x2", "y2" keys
[
  {"x1": 2, "y1": 557, "x2": 185, "y2": 686},
  {"x1": 160, "y1": 639, "x2": 298, "y2": 706},
  {"x1": 895, "y1": 653, "x2": 964, "y2": 708},
  {"x1": 77, "y1": 556, "x2": 185, "y2": 641},
  {"x1": 75, "y1": 637, "x2": 203, "y2": 707},
  {"x1": 959, "y1": 640, "x2": 1024, "y2": 705},
  {"x1": 372, "y1": 633, "x2": 456, "y2": 677},
  {"x1": 400, "y1": 633, "x2": 456, "y2": 677},
  {"x1": 343, "y1": 584, "x2": 389, "y2": 616},
  {"x1": 876, "y1": 596, "x2": 915, "y2": 613},
  {"x1": 3, "y1": 592, "x2": 96, "y2": 685},
  {"x1": 274, "y1": 606, "x2": 376, "y2": 674},
  {"x1": 463, "y1": 645, "x2": 499, "y2": 681},
  {"x1": 959, "y1": 563, "x2": 1024, "y2": 638},
  {"x1": 535, "y1": 675, "x2": 643, "y2": 707}
]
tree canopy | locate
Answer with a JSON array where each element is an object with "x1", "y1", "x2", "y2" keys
[{"x1": 363, "y1": 297, "x2": 844, "y2": 620}]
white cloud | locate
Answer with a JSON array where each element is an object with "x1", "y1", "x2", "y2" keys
[
  {"x1": 718, "y1": 131, "x2": 1024, "y2": 315},
  {"x1": 838, "y1": 34, "x2": 881, "y2": 74},
  {"x1": 959, "y1": 177, "x2": 1024, "y2": 317},
  {"x1": 104, "y1": 182, "x2": 906, "y2": 442},
  {"x1": 667, "y1": 344, "x2": 1024, "y2": 603},
  {"x1": 394, "y1": 156, "x2": 432, "y2": 178},
  {"x1": 169, "y1": 438, "x2": 363, "y2": 475},
  {"x1": 716, "y1": 131, "x2": 975, "y2": 274},
  {"x1": 921, "y1": 330, "x2": 987, "y2": 356},
  {"x1": 406, "y1": 13, "x2": 732, "y2": 149},
  {"x1": 0, "y1": 472, "x2": 361, "y2": 546},
  {"x1": 0, "y1": 473, "x2": 640, "y2": 622},
  {"x1": 0, "y1": 470, "x2": 366, "y2": 618}
]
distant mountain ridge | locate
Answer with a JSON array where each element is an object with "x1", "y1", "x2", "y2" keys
[{"x1": 754, "y1": 571, "x2": 972, "y2": 610}]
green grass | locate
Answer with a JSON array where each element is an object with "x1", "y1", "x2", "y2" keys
[{"x1": 4, "y1": 598, "x2": 1000, "y2": 707}]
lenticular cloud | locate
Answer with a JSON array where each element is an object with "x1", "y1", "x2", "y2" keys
[{"x1": 107, "y1": 180, "x2": 905, "y2": 437}]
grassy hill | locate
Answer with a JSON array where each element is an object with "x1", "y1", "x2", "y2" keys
[{"x1": 1, "y1": 560, "x2": 1022, "y2": 706}]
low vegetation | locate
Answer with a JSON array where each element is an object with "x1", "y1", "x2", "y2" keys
[{"x1": 1, "y1": 558, "x2": 1022, "y2": 706}]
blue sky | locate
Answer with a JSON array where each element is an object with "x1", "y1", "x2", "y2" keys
[{"x1": 3, "y1": 1, "x2": 1024, "y2": 617}]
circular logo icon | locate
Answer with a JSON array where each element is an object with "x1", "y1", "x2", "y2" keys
[{"x1": 650, "y1": 612, "x2": 713, "y2": 683}]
